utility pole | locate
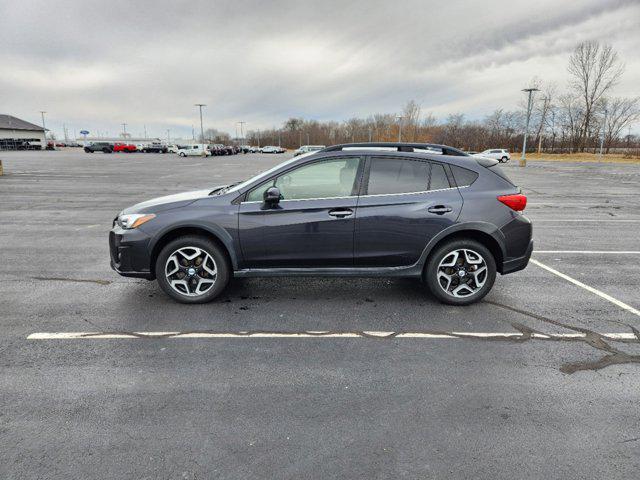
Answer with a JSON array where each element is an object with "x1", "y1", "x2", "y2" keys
[
  {"x1": 368, "y1": 127, "x2": 372, "y2": 142},
  {"x1": 307, "y1": 132, "x2": 310, "y2": 145},
  {"x1": 396, "y1": 115, "x2": 404, "y2": 142},
  {"x1": 520, "y1": 87, "x2": 539, "y2": 167},
  {"x1": 40, "y1": 111, "x2": 47, "y2": 139},
  {"x1": 195, "y1": 104, "x2": 206, "y2": 144},
  {"x1": 167, "y1": 129, "x2": 171, "y2": 144},
  {"x1": 599, "y1": 108, "x2": 608, "y2": 157},
  {"x1": 238, "y1": 121, "x2": 246, "y2": 143},
  {"x1": 143, "y1": 125, "x2": 147, "y2": 139},
  {"x1": 121, "y1": 123, "x2": 127, "y2": 136},
  {"x1": 278, "y1": 131, "x2": 281, "y2": 147}
]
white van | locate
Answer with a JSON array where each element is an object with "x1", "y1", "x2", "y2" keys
[{"x1": 177, "y1": 144, "x2": 211, "y2": 157}]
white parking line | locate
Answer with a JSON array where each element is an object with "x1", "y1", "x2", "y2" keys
[
  {"x1": 530, "y1": 258, "x2": 640, "y2": 317},
  {"x1": 27, "y1": 331, "x2": 638, "y2": 340},
  {"x1": 534, "y1": 250, "x2": 640, "y2": 254}
]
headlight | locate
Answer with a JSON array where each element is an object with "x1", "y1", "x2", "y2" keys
[{"x1": 117, "y1": 213, "x2": 156, "y2": 229}]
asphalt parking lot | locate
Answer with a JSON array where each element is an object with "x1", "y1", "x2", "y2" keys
[{"x1": 1, "y1": 149, "x2": 640, "y2": 479}]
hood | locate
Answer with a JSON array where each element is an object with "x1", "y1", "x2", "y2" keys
[{"x1": 122, "y1": 188, "x2": 222, "y2": 214}]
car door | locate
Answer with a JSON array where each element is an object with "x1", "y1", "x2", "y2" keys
[
  {"x1": 354, "y1": 156, "x2": 463, "y2": 267},
  {"x1": 238, "y1": 156, "x2": 364, "y2": 268}
]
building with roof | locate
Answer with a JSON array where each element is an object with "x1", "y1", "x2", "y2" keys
[{"x1": 0, "y1": 114, "x2": 47, "y2": 150}]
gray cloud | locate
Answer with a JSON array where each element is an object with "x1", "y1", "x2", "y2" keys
[{"x1": 0, "y1": 0, "x2": 638, "y2": 139}]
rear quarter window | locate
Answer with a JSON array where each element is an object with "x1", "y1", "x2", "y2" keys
[{"x1": 450, "y1": 165, "x2": 479, "y2": 187}]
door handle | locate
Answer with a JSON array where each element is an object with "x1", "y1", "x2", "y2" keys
[
  {"x1": 328, "y1": 208, "x2": 353, "y2": 218},
  {"x1": 427, "y1": 205, "x2": 453, "y2": 215}
]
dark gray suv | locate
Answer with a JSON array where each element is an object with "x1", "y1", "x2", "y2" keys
[{"x1": 109, "y1": 143, "x2": 532, "y2": 305}]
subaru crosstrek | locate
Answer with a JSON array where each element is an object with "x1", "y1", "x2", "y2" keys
[{"x1": 109, "y1": 143, "x2": 532, "y2": 305}]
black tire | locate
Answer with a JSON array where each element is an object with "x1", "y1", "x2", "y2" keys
[
  {"x1": 84, "y1": 148, "x2": 92, "y2": 153},
  {"x1": 156, "y1": 236, "x2": 230, "y2": 304},
  {"x1": 501, "y1": 156, "x2": 509, "y2": 163},
  {"x1": 179, "y1": 152, "x2": 186, "y2": 157},
  {"x1": 424, "y1": 238, "x2": 496, "y2": 306},
  {"x1": 103, "y1": 148, "x2": 112, "y2": 153}
]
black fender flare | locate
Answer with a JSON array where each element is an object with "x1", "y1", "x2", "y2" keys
[
  {"x1": 149, "y1": 222, "x2": 240, "y2": 271},
  {"x1": 416, "y1": 221, "x2": 506, "y2": 269}
]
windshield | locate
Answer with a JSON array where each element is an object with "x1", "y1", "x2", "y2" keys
[
  {"x1": 224, "y1": 157, "x2": 299, "y2": 193},
  {"x1": 224, "y1": 153, "x2": 315, "y2": 194}
]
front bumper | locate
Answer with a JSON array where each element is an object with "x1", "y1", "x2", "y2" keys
[{"x1": 109, "y1": 227, "x2": 154, "y2": 279}]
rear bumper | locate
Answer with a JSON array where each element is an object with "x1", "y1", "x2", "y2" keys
[
  {"x1": 501, "y1": 239, "x2": 533, "y2": 274},
  {"x1": 499, "y1": 214, "x2": 533, "y2": 274}
]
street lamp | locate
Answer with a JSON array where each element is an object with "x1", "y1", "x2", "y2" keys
[
  {"x1": 396, "y1": 115, "x2": 404, "y2": 142},
  {"x1": 121, "y1": 123, "x2": 127, "y2": 137},
  {"x1": 520, "y1": 88, "x2": 539, "y2": 167},
  {"x1": 195, "y1": 104, "x2": 206, "y2": 143}
]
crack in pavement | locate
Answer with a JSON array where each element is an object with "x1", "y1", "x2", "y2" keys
[{"x1": 486, "y1": 301, "x2": 640, "y2": 374}]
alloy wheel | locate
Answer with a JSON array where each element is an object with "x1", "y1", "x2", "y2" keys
[
  {"x1": 436, "y1": 248, "x2": 488, "y2": 298},
  {"x1": 164, "y1": 246, "x2": 217, "y2": 297}
]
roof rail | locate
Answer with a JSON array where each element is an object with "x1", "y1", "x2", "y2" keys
[{"x1": 321, "y1": 142, "x2": 468, "y2": 157}]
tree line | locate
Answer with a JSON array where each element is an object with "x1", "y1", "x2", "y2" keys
[{"x1": 237, "y1": 41, "x2": 638, "y2": 154}]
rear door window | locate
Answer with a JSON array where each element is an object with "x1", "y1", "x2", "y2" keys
[{"x1": 366, "y1": 158, "x2": 429, "y2": 195}]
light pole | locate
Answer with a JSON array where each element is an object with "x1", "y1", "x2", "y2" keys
[
  {"x1": 520, "y1": 87, "x2": 539, "y2": 167},
  {"x1": 167, "y1": 129, "x2": 171, "y2": 144},
  {"x1": 195, "y1": 104, "x2": 206, "y2": 144},
  {"x1": 396, "y1": 115, "x2": 404, "y2": 142},
  {"x1": 599, "y1": 108, "x2": 608, "y2": 157},
  {"x1": 121, "y1": 123, "x2": 127, "y2": 137}
]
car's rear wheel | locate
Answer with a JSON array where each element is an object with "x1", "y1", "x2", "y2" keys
[
  {"x1": 425, "y1": 239, "x2": 496, "y2": 305},
  {"x1": 103, "y1": 148, "x2": 111, "y2": 153},
  {"x1": 156, "y1": 236, "x2": 230, "y2": 304},
  {"x1": 84, "y1": 148, "x2": 92, "y2": 153},
  {"x1": 501, "y1": 156, "x2": 508, "y2": 163},
  {"x1": 179, "y1": 152, "x2": 186, "y2": 157}
]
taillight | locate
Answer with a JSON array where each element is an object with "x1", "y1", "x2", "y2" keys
[{"x1": 498, "y1": 194, "x2": 527, "y2": 211}]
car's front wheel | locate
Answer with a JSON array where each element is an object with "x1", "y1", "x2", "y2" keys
[
  {"x1": 501, "y1": 156, "x2": 509, "y2": 163},
  {"x1": 156, "y1": 236, "x2": 230, "y2": 304},
  {"x1": 425, "y1": 239, "x2": 496, "y2": 305}
]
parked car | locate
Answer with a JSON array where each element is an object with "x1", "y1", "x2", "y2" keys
[
  {"x1": 109, "y1": 142, "x2": 532, "y2": 305},
  {"x1": 177, "y1": 144, "x2": 211, "y2": 157},
  {"x1": 294, "y1": 145, "x2": 325, "y2": 156},
  {"x1": 474, "y1": 149, "x2": 510, "y2": 163},
  {"x1": 240, "y1": 145, "x2": 256, "y2": 153},
  {"x1": 84, "y1": 142, "x2": 114, "y2": 153},
  {"x1": 260, "y1": 145, "x2": 279, "y2": 154},
  {"x1": 167, "y1": 144, "x2": 181, "y2": 154},
  {"x1": 113, "y1": 143, "x2": 137, "y2": 153},
  {"x1": 143, "y1": 143, "x2": 168, "y2": 153}
]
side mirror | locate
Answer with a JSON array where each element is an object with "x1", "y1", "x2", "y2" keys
[{"x1": 263, "y1": 186, "x2": 281, "y2": 207}]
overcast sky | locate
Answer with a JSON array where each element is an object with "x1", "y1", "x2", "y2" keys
[{"x1": 1, "y1": 0, "x2": 639, "y2": 139}]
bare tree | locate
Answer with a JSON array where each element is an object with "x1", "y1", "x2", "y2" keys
[
  {"x1": 568, "y1": 41, "x2": 625, "y2": 151},
  {"x1": 600, "y1": 97, "x2": 640, "y2": 152}
]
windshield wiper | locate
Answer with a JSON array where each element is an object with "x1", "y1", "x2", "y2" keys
[{"x1": 216, "y1": 181, "x2": 243, "y2": 195}]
